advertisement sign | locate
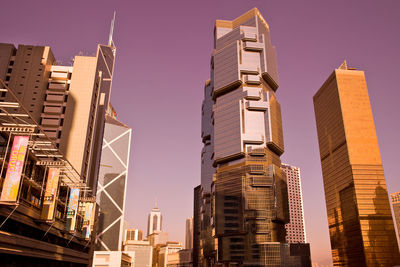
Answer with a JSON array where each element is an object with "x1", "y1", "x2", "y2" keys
[
  {"x1": 66, "y1": 188, "x2": 80, "y2": 232},
  {"x1": 83, "y1": 202, "x2": 95, "y2": 239},
  {"x1": 40, "y1": 168, "x2": 60, "y2": 221},
  {"x1": 0, "y1": 136, "x2": 29, "y2": 203}
]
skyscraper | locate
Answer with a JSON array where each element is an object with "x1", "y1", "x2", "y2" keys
[
  {"x1": 281, "y1": 164, "x2": 306, "y2": 243},
  {"x1": 185, "y1": 217, "x2": 193, "y2": 250},
  {"x1": 95, "y1": 104, "x2": 132, "y2": 251},
  {"x1": 0, "y1": 40, "x2": 116, "y2": 265},
  {"x1": 313, "y1": 61, "x2": 400, "y2": 266},
  {"x1": 147, "y1": 202, "x2": 162, "y2": 236},
  {"x1": 0, "y1": 42, "x2": 116, "y2": 193},
  {"x1": 195, "y1": 8, "x2": 310, "y2": 266}
]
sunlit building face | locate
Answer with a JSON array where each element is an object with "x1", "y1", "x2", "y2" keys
[{"x1": 313, "y1": 62, "x2": 400, "y2": 266}]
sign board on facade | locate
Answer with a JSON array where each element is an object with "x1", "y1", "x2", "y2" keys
[{"x1": 0, "y1": 135, "x2": 29, "y2": 204}]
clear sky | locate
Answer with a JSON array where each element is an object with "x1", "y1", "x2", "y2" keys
[{"x1": 2, "y1": 0, "x2": 400, "y2": 265}]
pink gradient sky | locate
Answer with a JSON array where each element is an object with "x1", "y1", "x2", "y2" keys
[{"x1": 2, "y1": 0, "x2": 400, "y2": 265}]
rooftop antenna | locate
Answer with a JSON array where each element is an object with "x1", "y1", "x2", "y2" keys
[{"x1": 108, "y1": 11, "x2": 116, "y2": 46}]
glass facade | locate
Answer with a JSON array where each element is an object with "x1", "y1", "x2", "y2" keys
[
  {"x1": 313, "y1": 63, "x2": 400, "y2": 266},
  {"x1": 195, "y1": 8, "x2": 311, "y2": 267}
]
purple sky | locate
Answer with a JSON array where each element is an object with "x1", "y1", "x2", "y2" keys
[{"x1": 2, "y1": 0, "x2": 400, "y2": 265}]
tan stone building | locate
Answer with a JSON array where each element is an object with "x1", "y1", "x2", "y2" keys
[
  {"x1": 0, "y1": 41, "x2": 116, "y2": 265},
  {"x1": 0, "y1": 43, "x2": 115, "y2": 192},
  {"x1": 313, "y1": 61, "x2": 400, "y2": 266}
]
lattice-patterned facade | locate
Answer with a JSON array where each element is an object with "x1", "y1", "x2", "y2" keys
[{"x1": 95, "y1": 113, "x2": 132, "y2": 251}]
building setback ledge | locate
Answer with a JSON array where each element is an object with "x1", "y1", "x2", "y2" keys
[
  {"x1": 213, "y1": 152, "x2": 245, "y2": 166},
  {"x1": 213, "y1": 80, "x2": 242, "y2": 100},
  {"x1": 261, "y1": 72, "x2": 279, "y2": 92}
]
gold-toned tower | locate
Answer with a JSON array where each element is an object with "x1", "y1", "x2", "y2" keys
[{"x1": 313, "y1": 62, "x2": 400, "y2": 266}]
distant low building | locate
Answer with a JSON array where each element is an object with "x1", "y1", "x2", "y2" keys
[
  {"x1": 126, "y1": 228, "x2": 143, "y2": 241},
  {"x1": 92, "y1": 251, "x2": 133, "y2": 267},
  {"x1": 156, "y1": 242, "x2": 183, "y2": 267},
  {"x1": 167, "y1": 249, "x2": 192, "y2": 267},
  {"x1": 123, "y1": 240, "x2": 153, "y2": 267},
  {"x1": 149, "y1": 231, "x2": 168, "y2": 246}
]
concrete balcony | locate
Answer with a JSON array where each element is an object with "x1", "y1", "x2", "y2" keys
[
  {"x1": 246, "y1": 101, "x2": 268, "y2": 111},
  {"x1": 241, "y1": 32, "x2": 257, "y2": 42},
  {"x1": 252, "y1": 176, "x2": 273, "y2": 187},
  {"x1": 41, "y1": 118, "x2": 60, "y2": 126},
  {"x1": 247, "y1": 147, "x2": 266, "y2": 155},
  {"x1": 43, "y1": 106, "x2": 63, "y2": 114},
  {"x1": 46, "y1": 94, "x2": 64, "y2": 102},
  {"x1": 242, "y1": 133, "x2": 264, "y2": 144},
  {"x1": 243, "y1": 75, "x2": 260, "y2": 85},
  {"x1": 247, "y1": 165, "x2": 265, "y2": 174},
  {"x1": 50, "y1": 72, "x2": 69, "y2": 79},
  {"x1": 243, "y1": 41, "x2": 264, "y2": 52},
  {"x1": 243, "y1": 88, "x2": 261, "y2": 100},
  {"x1": 240, "y1": 64, "x2": 259, "y2": 75},
  {"x1": 48, "y1": 82, "x2": 67, "y2": 90}
]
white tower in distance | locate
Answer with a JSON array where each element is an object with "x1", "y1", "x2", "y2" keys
[{"x1": 147, "y1": 201, "x2": 162, "y2": 237}]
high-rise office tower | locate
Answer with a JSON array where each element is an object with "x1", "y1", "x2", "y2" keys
[
  {"x1": 195, "y1": 8, "x2": 311, "y2": 266},
  {"x1": 0, "y1": 44, "x2": 55, "y2": 122},
  {"x1": 185, "y1": 217, "x2": 193, "y2": 250},
  {"x1": 313, "y1": 61, "x2": 400, "y2": 266},
  {"x1": 147, "y1": 202, "x2": 162, "y2": 236},
  {"x1": 281, "y1": 164, "x2": 306, "y2": 243},
  {"x1": 95, "y1": 104, "x2": 132, "y2": 251},
  {"x1": 0, "y1": 40, "x2": 116, "y2": 265},
  {"x1": 391, "y1": 192, "x2": 400, "y2": 243},
  {"x1": 0, "y1": 42, "x2": 115, "y2": 193}
]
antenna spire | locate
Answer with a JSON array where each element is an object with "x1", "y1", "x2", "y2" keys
[{"x1": 108, "y1": 11, "x2": 116, "y2": 46}]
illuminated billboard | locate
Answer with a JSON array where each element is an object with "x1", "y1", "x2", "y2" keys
[
  {"x1": 83, "y1": 202, "x2": 95, "y2": 239},
  {"x1": 40, "y1": 168, "x2": 60, "y2": 221},
  {"x1": 66, "y1": 188, "x2": 80, "y2": 232},
  {"x1": 0, "y1": 135, "x2": 29, "y2": 203}
]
